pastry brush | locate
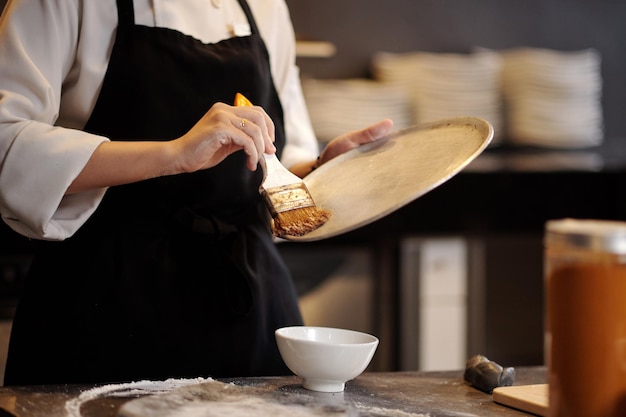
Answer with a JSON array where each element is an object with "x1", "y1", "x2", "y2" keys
[{"x1": 234, "y1": 92, "x2": 330, "y2": 238}]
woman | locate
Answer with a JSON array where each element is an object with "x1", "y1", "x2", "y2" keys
[{"x1": 0, "y1": 0, "x2": 392, "y2": 385}]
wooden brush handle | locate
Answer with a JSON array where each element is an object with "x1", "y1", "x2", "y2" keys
[{"x1": 234, "y1": 92, "x2": 253, "y2": 107}]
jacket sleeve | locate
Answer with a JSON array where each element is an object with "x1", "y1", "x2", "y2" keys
[{"x1": 0, "y1": 0, "x2": 109, "y2": 240}]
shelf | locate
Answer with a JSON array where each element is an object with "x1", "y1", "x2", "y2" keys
[{"x1": 295, "y1": 40, "x2": 336, "y2": 58}]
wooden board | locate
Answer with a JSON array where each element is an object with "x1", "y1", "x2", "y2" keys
[
  {"x1": 493, "y1": 384, "x2": 549, "y2": 416},
  {"x1": 287, "y1": 117, "x2": 493, "y2": 241}
]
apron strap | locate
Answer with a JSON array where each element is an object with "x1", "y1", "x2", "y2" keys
[
  {"x1": 237, "y1": 0, "x2": 261, "y2": 36},
  {"x1": 115, "y1": 0, "x2": 135, "y2": 38}
]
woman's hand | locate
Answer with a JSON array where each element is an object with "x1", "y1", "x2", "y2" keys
[
  {"x1": 67, "y1": 102, "x2": 276, "y2": 194},
  {"x1": 175, "y1": 102, "x2": 277, "y2": 173}
]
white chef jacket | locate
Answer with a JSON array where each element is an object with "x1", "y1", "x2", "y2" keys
[{"x1": 0, "y1": 0, "x2": 319, "y2": 241}]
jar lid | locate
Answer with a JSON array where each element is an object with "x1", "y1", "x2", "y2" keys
[{"x1": 546, "y1": 218, "x2": 626, "y2": 254}]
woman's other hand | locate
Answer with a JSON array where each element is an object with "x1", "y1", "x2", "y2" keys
[
  {"x1": 319, "y1": 118, "x2": 394, "y2": 164},
  {"x1": 289, "y1": 119, "x2": 394, "y2": 178}
]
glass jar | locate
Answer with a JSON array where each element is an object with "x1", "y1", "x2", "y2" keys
[{"x1": 545, "y1": 219, "x2": 626, "y2": 417}]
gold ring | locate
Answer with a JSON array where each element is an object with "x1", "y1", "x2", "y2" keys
[{"x1": 239, "y1": 118, "x2": 247, "y2": 129}]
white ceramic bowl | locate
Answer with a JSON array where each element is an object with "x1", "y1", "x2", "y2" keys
[{"x1": 275, "y1": 326, "x2": 379, "y2": 392}]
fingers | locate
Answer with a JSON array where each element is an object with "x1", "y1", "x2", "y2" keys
[
  {"x1": 320, "y1": 119, "x2": 395, "y2": 164},
  {"x1": 350, "y1": 118, "x2": 394, "y2": 146},
  {"x1": 178, "y1": 102, "x2": 279, "y2": 174},
  {"x1": 230, "y1": 105, "x2": 276, "y2": 170}
]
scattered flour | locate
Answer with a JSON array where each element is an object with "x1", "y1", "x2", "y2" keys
[
  {"x1": 355, "y1": 405, "x2": 430, "y2": 417},
  {"x1": 65, "y1": 379, "x2": 433, "y2": 417},
  {"x1": 165, "y1": 400, "x2": 433, "y2": 417},
  {"x1": 159, "y1": 397, "x2": 350, "y2": 417},
  {"x1": 64, "y1": 377, "x2": 211, "y2": 417}
]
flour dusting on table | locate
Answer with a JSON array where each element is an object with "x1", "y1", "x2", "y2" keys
[
  {"x1": 355, "y1": 405, "x2": 430, "y2": 417},
  {"x1": 158, "y1": 397, "x2": 350, "y2": 417},
  {"x1": 66, "y1": 378, "x2": 432, "y2": 417},
  {"x1": 64, "y1": 377, "x2": 211, "y2": 417}
]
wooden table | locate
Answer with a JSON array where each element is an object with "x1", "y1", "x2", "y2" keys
[{"x1": 0, "y1": 367, "x2": 546, "y2": 417}]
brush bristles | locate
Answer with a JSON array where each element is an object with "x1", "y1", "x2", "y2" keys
[
  {"x1": 261, "y1": 182, "x2": 331, "y2": 237},
  {"x1": 272, "y1": 206, "x2": 332, "y2": 238}
]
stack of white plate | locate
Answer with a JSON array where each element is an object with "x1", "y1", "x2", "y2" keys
[
  {"x1": 301, "y1": 78, "x2": 413, "y2": 143},
  {"x1": 371, "y1": 50, "x2": 504, "y2": 144},
  {"x1": 501, "y1": 47, "x2": 603, "y2": 148}
]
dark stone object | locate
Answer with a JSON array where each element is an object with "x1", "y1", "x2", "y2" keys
[{"x1": 464, "y1": 354, "x2": 516, "y2": 393}]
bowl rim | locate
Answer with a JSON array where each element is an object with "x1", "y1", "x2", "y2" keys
[{"x1": 275, "y1": 325, "x2": 379, "y2": 347}]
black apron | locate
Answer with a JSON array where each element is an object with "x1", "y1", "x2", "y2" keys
[{"x1": 4, "y1": 0, "x2": 303, "y2": 386}]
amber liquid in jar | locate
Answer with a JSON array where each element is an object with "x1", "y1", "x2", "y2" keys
[{"x1": 546, "y1": 220, "x2": 626, "y2": 417}]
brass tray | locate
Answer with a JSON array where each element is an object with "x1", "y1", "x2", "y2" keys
[{"x1": 286, "y1": 116, "x2": 493, "y2": 242}]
